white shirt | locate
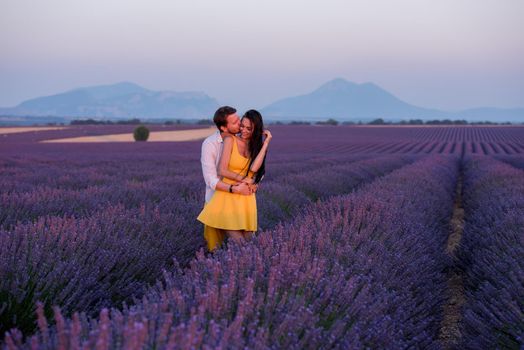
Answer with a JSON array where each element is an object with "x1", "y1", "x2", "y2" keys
[{"x1": 201, "y1": 130, "x2": 223, "y2": 203}]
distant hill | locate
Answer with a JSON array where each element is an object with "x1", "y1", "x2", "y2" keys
[
  {"x1": 0, "y1": 82, "x2": 220, "y2": 120},
  {"x1": 1, "y1": 79, "x2": 523, "y2": 124},
  {"x1": 261, "y1": 78, "x2": 524, "y2": 122}
]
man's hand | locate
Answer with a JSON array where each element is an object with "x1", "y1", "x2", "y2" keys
[
  {"x1": 248, "y1": 183, "x2": 258, "y2": 194},
  {"x1": 232, "y1": 182, "x2": 251, "y2": 195}
]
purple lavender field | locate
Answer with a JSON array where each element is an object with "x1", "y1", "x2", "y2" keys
[{"x1": 1, "y1": 125, "x2": 523, "y2": 349}]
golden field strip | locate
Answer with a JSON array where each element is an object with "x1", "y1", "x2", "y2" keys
[
  {"x1": 40, "y1": 127, "x2": 216, "y2": 143},
  {"x1": 0, "y1": 126, "x2": 69, "y2": 134}
]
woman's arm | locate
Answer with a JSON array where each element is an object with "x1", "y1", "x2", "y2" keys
[
  {"x1": 218, "y1": 136, "x2": 248, "y2": 182},
  {"x1": 250, "y1": 130, "x2": 272, "y2": 172}
]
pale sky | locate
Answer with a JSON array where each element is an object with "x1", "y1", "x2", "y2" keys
[{"x1": 1, "y1": 0, "x2": 523, "y2": 112}]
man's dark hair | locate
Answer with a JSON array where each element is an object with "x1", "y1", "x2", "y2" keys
[{"x1": 213, "y1": 106, "x2": 237, "y2": 131}]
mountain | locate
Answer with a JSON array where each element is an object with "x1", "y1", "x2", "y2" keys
[
  {"x1": 1, "y1": 79, "x2": 522, "y2": 123},
  {"x1": 261, "y1": 78, "x2": 524, "y2": 122},
  {"x1": 0, "y1": 82, "x2": 220, "y2": 120}
]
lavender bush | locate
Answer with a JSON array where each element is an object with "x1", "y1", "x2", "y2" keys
[
  {"x1": 0, "y1": 202, "x2": 202, "y2": 335},
  {"x1": 496, "y1": 154, "x2": 524, "y2": 170},
  {"x1": 458, "y1": 156, "x2": 524, "y2": 349},
  {"x1": 0, "y1": 151, "x2": 412, "y2": 337},
  {"x1": 5, "y1": 155, "x2": 459, "y2": 349},
  {"x1": 2, "y1": 125, "x2": 524, "y2": 348},
  {"x1": 257, "y1": 155, "x2": 416, "y2": 229}
]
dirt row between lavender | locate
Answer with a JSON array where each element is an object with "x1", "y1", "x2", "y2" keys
[{"x1": 438, "y1": 161, "x2": 466, "y2": 348}]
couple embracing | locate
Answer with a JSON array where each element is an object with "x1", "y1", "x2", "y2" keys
[{"x1": 197, "y1": 106, "x2": 272, "y2": 251}]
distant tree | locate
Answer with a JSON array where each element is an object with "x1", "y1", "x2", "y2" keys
[
  {"x1": 341, "y1": 120, "x2": 355, "y2": 125},
  {"x1": 71, "y1": 118, "x2": 109, "y2": 125},
  {"x1": 133, "y1": 125, "x2": 150, "y2": 141},
  {"x1": 290, "y1": 121, "x2": 311, "y2": 125},
  {"x1": 118, "y1": 118, "x2": 141, "y2": 125},
  {"x1": 197, "y1": 119, "x2": 213, "y2": 125},
  {"x1": 368, "y1": 118, "x2": 385, "y2": 125},
  {"x1": 316, "y1": 118, "x2": 339, "y2": 126},
  {"x1": 165, "y1": 119, "x2": 182, "y2": 125}
]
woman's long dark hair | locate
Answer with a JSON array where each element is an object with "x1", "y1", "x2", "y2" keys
[{"x1": 242, "y1": 109, "x2": 266, "y2": 184}]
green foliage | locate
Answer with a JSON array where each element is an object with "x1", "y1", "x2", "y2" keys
[
  {"x1": 316, "y1": 118, "x2": 339, "y2": 126},
  {"x1": 197, "y1": 119, "x2": 213, "y2": 125},
  {"x1": 71, "y1": 118, "x2": 142, "y2": 125},
  {"x1": 368, "y1": 118, "x2": 385, "y2": 125},
  {"x1": 133, "y1": 125, "x2": 150, "y2": 141}
]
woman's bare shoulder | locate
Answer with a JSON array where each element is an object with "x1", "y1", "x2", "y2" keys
[
  {"x1": 222, "y1": 133, "x2": 234, "y2": 141},
  {"x1": 233, "y1": 135, "x2": 245, "y2": 144}
]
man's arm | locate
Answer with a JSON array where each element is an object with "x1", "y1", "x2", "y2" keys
[
  {"x1": 201, "y1": 139, "x2": 220, "y2": 191},
  {"x1": 216, "y1": 180, "x2": 251, "y2": 195}
]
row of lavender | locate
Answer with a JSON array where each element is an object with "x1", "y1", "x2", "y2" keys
[
  {"x1": 0, "y1": 152, "x2": 408, "y2": 233},
  {"x1": 458, "y1": 156, "x2": 524, "y2": 348},
  {"x1": 318, "y1": 140, "x2": 524, "y2": 156},
  {"x1": 496, "y1": 154, "x2": 524, "y2": 171},
  {"x1": 0, "y1": 152, "x2": 364, "y2": 230},
  {"x1": 2, "y1": 125, "x2": 522, "y2": 145},
  {"x1": 4, "y1": 155, "x2": 459, "y2": 348},
  {"x1": 0, "y1": 153, "x2": 415, "y2": 336},
  {"x1": 0, "y1": 125, "x2": 524, "y2": 146},
  {"x1": 2, "y1": 126, "x2": 523, "y2": 161}
]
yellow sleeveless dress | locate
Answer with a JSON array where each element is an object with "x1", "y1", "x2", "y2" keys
[{"x1": 197, "y1": 136, "x2": 257, "y2": 231}]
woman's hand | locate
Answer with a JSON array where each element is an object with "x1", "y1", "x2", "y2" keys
[
  {"x1": 263, "y1": 130, "x2": 272, "y2": 144},
  {"x1": 242, "y1": 177, "x2": 255, "y2": 185}
]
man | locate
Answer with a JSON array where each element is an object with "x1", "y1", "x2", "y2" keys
[{"x1": 201, "y1": 106, "x2": 252, "y2": 251}]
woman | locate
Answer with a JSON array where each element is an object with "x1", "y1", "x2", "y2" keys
[{"x1": 197, "y1": 109, "x2": 272, "y2": 243}]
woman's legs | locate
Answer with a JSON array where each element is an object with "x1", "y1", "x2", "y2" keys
[
  {"x1": 204, "y1": 225, "x2": 226, "y2": 252},
  {"x1": 225, "y1": 230, "x2": 256, "y2": 244},
  {"x1": 225, "y1": 230, "x2": 245, "y2": 244}
]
